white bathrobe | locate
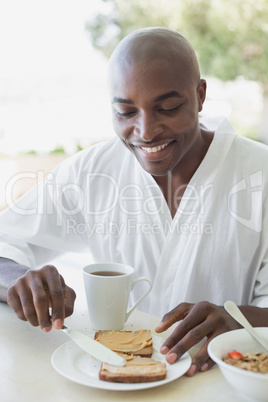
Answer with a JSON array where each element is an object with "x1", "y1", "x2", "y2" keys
[{"x1": 0, "y1": 117, "x2": 267, "y2": 317}]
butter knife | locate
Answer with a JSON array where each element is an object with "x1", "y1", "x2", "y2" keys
[{"x1": 61, "y1": 326, "x2": 126, "y2": 366}]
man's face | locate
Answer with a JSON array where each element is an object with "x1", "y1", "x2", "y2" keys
[{"x1": 109, "y1": 57, "x2": 206, "y2": 177}]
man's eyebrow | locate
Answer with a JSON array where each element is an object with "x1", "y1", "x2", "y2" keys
[
  {"x1": 112, "y1": 91, "x2": 183, "y2": 104},
  {"x1": 112, "y1": 97, "x2": 134, "y2": 104},
  {"x1": 153, "y1": 91, "x2": 183, "y2": 102}
]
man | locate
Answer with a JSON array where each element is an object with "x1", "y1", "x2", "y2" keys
[{"x1": 0, "y1": 27, "x2": 268, "y2": 376}]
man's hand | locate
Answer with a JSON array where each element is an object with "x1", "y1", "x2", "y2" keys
[
  {"x1": 155, "y1": 301, "x2": 241, "y2": 376},
  {"x1": 7, "y1": 265, "x2": 76, "y2": 332}
]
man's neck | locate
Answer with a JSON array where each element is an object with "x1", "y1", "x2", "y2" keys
[{"x1": 153, "y1": 129, "x2": 214, "y2": 218}]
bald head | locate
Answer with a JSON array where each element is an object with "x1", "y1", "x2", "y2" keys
[
  {"x1": 107, "y1": 28, "x2": 208, "y2": 177},
  {"x1": 108, "y1": 27, "x2": 201, "y2": 86}
]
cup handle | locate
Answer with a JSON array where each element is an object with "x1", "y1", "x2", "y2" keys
[{"x1": 126, "y1": 277, "x2": 152, "y2": 320}]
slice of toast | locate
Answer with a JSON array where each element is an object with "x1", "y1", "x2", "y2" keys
[
  {"x1": 94, "y1": 329, "x2": 153, "y2": 357},
  {"x1": 99, "y1": 354, "x2": 167, "y2": 383}
]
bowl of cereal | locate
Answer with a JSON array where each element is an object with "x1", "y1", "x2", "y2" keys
[{"x1": 208, "y1": 328, "x2": 268, "y2": 402}]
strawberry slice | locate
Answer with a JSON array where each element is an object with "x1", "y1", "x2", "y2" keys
[{"x1": 228, "y1": 350, "x2": 243, "y2": 360}]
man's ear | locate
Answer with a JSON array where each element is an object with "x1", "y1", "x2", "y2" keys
[{"x1": 197, "y1": 79, "x2": 207, "y2": 112}]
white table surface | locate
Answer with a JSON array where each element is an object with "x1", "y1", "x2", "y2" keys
[{"x1": 0, "y1": 257, "x2": 253, "y2": 402}]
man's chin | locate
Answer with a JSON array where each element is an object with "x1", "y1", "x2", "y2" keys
[{"x1": 137, "y1": 158, "x2": 172, "y2": 177}]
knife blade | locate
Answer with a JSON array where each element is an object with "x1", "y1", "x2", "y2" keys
[{"x1": 61, "y1": 326, "x2": 126, "y2": 366}]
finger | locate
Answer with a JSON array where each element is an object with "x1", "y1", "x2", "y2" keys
[
  {"x1": 9, "y1": 274, "x2": 39, "y2": 326},
  {"x1": 155, "y1": 302, "x2": 192, "y2": 333},
  {"x1": 7, "y1": 287, "x2": 27, "y2": 321},
  {"x1": 7, "y1": 271, "x2": 51, "y2": 328},
  {"x1": 160, "y1": 304, "x2": 206, "y2": 354},
  {"x1": 44, "y1": 266, "x2": 65, "y2": 329},
  {"x1": 30, "y1": 274, "x2": 52, "y2": 331},
  {"x1": 165, "y1": 318, "x2": 213, "y2": 364},
  {"x1": 64, "y1": 286, "x2": 76, "y2": 318},
  {"x1": 19, "y1": 290, "x2": 39, "y2": 326},
  {"x1": 185, "y1": 340, "x2": 215, "y2": 376},
  {"x1": 7, "y1": 276, "x2": 40, "y2": 326},
  {"x1": 200, "y1": 357, "x2": 215, "y2": 372}
]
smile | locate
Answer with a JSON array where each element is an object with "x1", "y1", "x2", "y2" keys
[{"x1": 140, "y1": 143, "x2": 169, "y2": 153}]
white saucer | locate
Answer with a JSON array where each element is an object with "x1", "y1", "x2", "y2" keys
[{"x1": 51, "y1": 334, "x2": 191, "y2": 391}]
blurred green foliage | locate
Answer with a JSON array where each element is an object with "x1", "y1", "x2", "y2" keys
[
  {"x1": 49, "y1": 146, "x2": 65, "y2": 154},
  {"x1": 86, "y1": 0, "x2": 268, "y2": 87}
]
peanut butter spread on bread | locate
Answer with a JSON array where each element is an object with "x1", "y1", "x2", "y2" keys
[
  {"x1": 95, "y1": 330, "x2": 152, "y2": 353},
  {"x1": 101, "y1": 356, "x2": 166, "y2": 375}
]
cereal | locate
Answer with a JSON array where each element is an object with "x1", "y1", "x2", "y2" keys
[{"x1": 223, "y1": 350, "x2": 268, "y2": 374}]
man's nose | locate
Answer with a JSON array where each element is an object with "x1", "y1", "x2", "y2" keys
[{"x1": 133, "y1": 111, "x2": 163, "y2": 141}]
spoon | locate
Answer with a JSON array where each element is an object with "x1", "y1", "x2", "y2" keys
[{"x1": 224, "y1": 300, "x2": 268, "y2": 353}]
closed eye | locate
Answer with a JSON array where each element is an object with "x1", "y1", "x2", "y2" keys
[
  {"x1": 115, "y1": 110, "x2": 136, "y2": 118},
  {"x1": 159, "y1": 104, "x2": 182, "y2": 113}
]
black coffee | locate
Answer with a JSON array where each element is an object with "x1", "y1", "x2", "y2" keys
[{"x1": 91, "y1": 271, "x2": 125, "y2": 276}]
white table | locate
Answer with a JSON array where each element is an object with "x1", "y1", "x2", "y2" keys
[{"x1": 0, "y1": 259, "x2": 252, "y2": 402}]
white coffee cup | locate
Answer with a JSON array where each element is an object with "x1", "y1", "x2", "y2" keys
[{"x1": 83, "y1": 262, "x2": 152, "y2": 330}]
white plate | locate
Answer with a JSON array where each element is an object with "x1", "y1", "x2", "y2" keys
[{"x1": 51, "y1": 334, "x2": 192, "y2": 391}]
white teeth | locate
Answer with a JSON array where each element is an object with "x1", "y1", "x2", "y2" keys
[{"x1": 140, "y1": 143, "x2": 169, "y2": 153}]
